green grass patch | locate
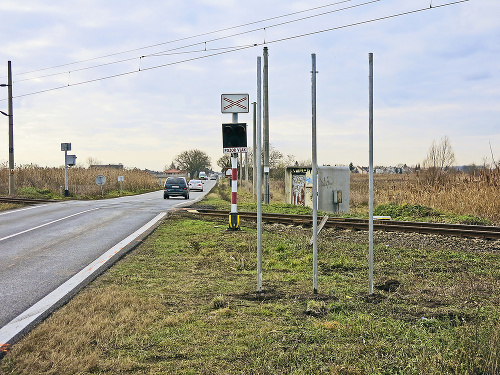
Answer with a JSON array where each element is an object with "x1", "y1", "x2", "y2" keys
[
  {"x1": 374, "y1": 203, "x2": 492, "y2": 225},
  {"x1": 16, "y1": 186, "x2": 61, "y2": 199}
]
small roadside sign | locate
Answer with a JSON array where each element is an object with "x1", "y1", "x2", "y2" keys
[
  {"x1": 221, "y1": 94, "x2": 249, "y2": 113},
  {"x1": 95, "y1": 175, "x2": 106, "y2": 186}
]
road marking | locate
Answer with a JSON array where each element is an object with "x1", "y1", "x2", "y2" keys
[
  {"x1": 0, "y1": 207, "x2": 100, "y2": 242},
  {"x1": 0, "y1": 211, "x2": 167, "y2": 347},
  {"x1": 0, "y1": 204, "x2": 50, "y2": 216}
]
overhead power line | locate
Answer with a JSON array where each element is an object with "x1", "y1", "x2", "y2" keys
[
  {"x1": 0, "y1": 0, "x2": 469, "y2": 102},
  {"x1": 10, "y1": 0, "x2": 354, "y2": 78},
  {"x1": 13, "y1": 0, "x2": 377, "y2": 84},
  {"x1": 267, "y1": 0, "x2": 469, "y2": 44}
]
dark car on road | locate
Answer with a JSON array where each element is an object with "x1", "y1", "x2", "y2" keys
[{"x1": 164, "y1": 177, "x2": 189, "y2": 199}]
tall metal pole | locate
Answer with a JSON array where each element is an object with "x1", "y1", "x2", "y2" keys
[
  {"x1": 263, "y1": 47, "x2": 270, "y2": 204},
  {"x1": 311, "y1": 54, "x2": 318, "y2": 294},
  {"x1": 256, "y1": 57, "x2": 263, "y2": 292},
  {"x1": 64, "y1": 149, "x2": 69, "y2": 196},
  {"x1": 7, "y1": 61, "x2": 14, "y2": 195},
  {"x1": 252, "y1": 102, "x2": 257, "y2": 198},
  {"x1": 368, "y1": 53, "x2": 374, "y2": 295}
]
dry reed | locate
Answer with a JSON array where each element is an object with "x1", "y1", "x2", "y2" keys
[
  {"x1": 350, "y1": 168, "x2": 500, "y2": 224},
  {"x1": 0, "y1": 165, "x2": 160, "y2": 198}
]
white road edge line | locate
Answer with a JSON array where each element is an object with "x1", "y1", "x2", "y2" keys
[
  {"x1": 0, "y1": 204, "x2": 50, "y2": 216},
  {"x1": 0, "y1": 211, "x2": 167, "y2": 346},
  {"x1": 0, "y1": 207, "x2": 100, "y2": 242}
]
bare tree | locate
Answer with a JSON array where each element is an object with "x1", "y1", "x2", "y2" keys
[
  {"x1": 423, "y1": 136, "x2": 455, "y2": 170},
  {"x1": 86, "y1": 156, "x2": 102, "y2": 168},
  {"x1": 423, "y1": 136, "x2": 455, "y2": 184}
]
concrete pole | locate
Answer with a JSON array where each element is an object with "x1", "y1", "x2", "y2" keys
[
  {"x1": 368, "y1": 53, "x2": 374, "y2": 295},
  {"x1": 263, "y1": 47, "x2": 270, "y2": 204},
  {"x1": 311, "y1": 54, "x2": 318, "y2": 294},
  {"x1": 256, "y1": 56, "x2": 263, "y2": 292},
  {"x1": 7, "y1": 61, "x2": 14, "y2": 195}
]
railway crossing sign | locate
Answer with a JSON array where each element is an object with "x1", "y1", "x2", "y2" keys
[{"x1": 221, "y1": 94, "x2": 249, "y2": 113}]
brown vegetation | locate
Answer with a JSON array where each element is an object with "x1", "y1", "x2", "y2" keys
[
  {"x1": 350, "y1": 168, "x2": 500, "y2": 224},
  {"x1": 0, "y1": 165, "x2": 160, "y2": 198}
]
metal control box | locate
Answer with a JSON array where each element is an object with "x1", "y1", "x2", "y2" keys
[{"x1": 285, "y1": 166, "x2": 350, "y2": 213}]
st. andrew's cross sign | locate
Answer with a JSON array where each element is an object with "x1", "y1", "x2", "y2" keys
[{"x1": 221, "y1": 94, "x2": 249, "y2": 113}]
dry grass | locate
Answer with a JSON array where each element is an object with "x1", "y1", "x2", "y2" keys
[
  {"x1": 350, "y1": 168, "x2": 500, "y2": 224},
  {"x1": 0, "y1": 165, "x2": 160, "y2": 198}
]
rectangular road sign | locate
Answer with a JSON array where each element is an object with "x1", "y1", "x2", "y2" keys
[
  {"x1": 221, "y1": 94, "x2": 249, "y2": 113},
  {"x1": 223, "y1": 146, "x2": 247, "y2": 154}
]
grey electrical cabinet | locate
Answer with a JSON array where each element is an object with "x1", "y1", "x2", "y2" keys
[
  {"x1": 285, "y1": 165, "x2": 350, "y2": 213},
  {"x1": 318, "y1": 166, "x2": 350, "y2": 213}
]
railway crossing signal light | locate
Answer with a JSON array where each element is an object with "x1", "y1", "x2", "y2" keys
[{"x1": 222, "y1": 123, "x2": 247, "y2": 150}]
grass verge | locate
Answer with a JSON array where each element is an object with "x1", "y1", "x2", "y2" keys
[{"x1": 1, "y1": 209, "x2": 500, "y2": 374}]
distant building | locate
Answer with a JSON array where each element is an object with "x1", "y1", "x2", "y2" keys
[
  {"x1": 164, "y1": 169, "x2": 184, "y2": 176},
  {"x1": 90, "y1": 164, "x2": 124, "y2": 170}
]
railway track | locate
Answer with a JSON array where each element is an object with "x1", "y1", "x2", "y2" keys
[
  {"x1": 191, "y1": 209, "x2": 500, "y2": 240},
  {"x1": 2, "y1": 198, "x2": 499, "y2": 240},
  {"x1": 0, "y1": 197, "x2": 57, "y2": 205}
]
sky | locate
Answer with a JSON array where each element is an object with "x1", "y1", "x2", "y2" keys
[{"x1": 0, "y1": 0, "x2": 498, "y2": 171}]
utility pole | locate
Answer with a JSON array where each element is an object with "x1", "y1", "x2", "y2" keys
[
  {"x1": 368, "y1": 53, "x2": 374, "y2": 295},
  {"x1": 256, "y1": 57, "x2": 263, "y2": 292},
  {"x1": 1, "y1": 61, "x2": 15, "y2": 195},
  {"x1": 263, "y1": 47, "x2": 270, "y2": 204},
  {"x1": 311, "y1": 54, "x2": 318, "y2": 294}
]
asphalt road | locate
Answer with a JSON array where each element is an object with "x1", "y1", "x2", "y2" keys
[{"x1": 0, "y1": 180, "x2": 215, "y2": 331}]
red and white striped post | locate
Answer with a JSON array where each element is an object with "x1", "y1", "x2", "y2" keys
[
  {"x1": 228, "y1": 111, "x2": 240, "y2": 230},
  {"x1": 229, "y1": 152, "x2": 239, "y2": 229},
  {"x1": 221, "y1": 94, "x2": 249, "y2": 230}
]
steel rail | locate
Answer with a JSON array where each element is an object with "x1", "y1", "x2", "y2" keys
[{"x1": 191, "y1": 209, "x2": 500, "y2": 240}]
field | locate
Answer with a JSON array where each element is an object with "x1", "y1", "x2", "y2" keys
[
  {"x1": 1, "y1": 175, "x2": 500, "y2": 374},
  {"x1": 1, "y1": 166, "x2": 498, "y2": 225},
  {"x1": 350, "y1": 169, "x2": 500, "y2": 225},
  {"x1": 0, "y1": 165, "x2": 160, "y2": 199}
]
